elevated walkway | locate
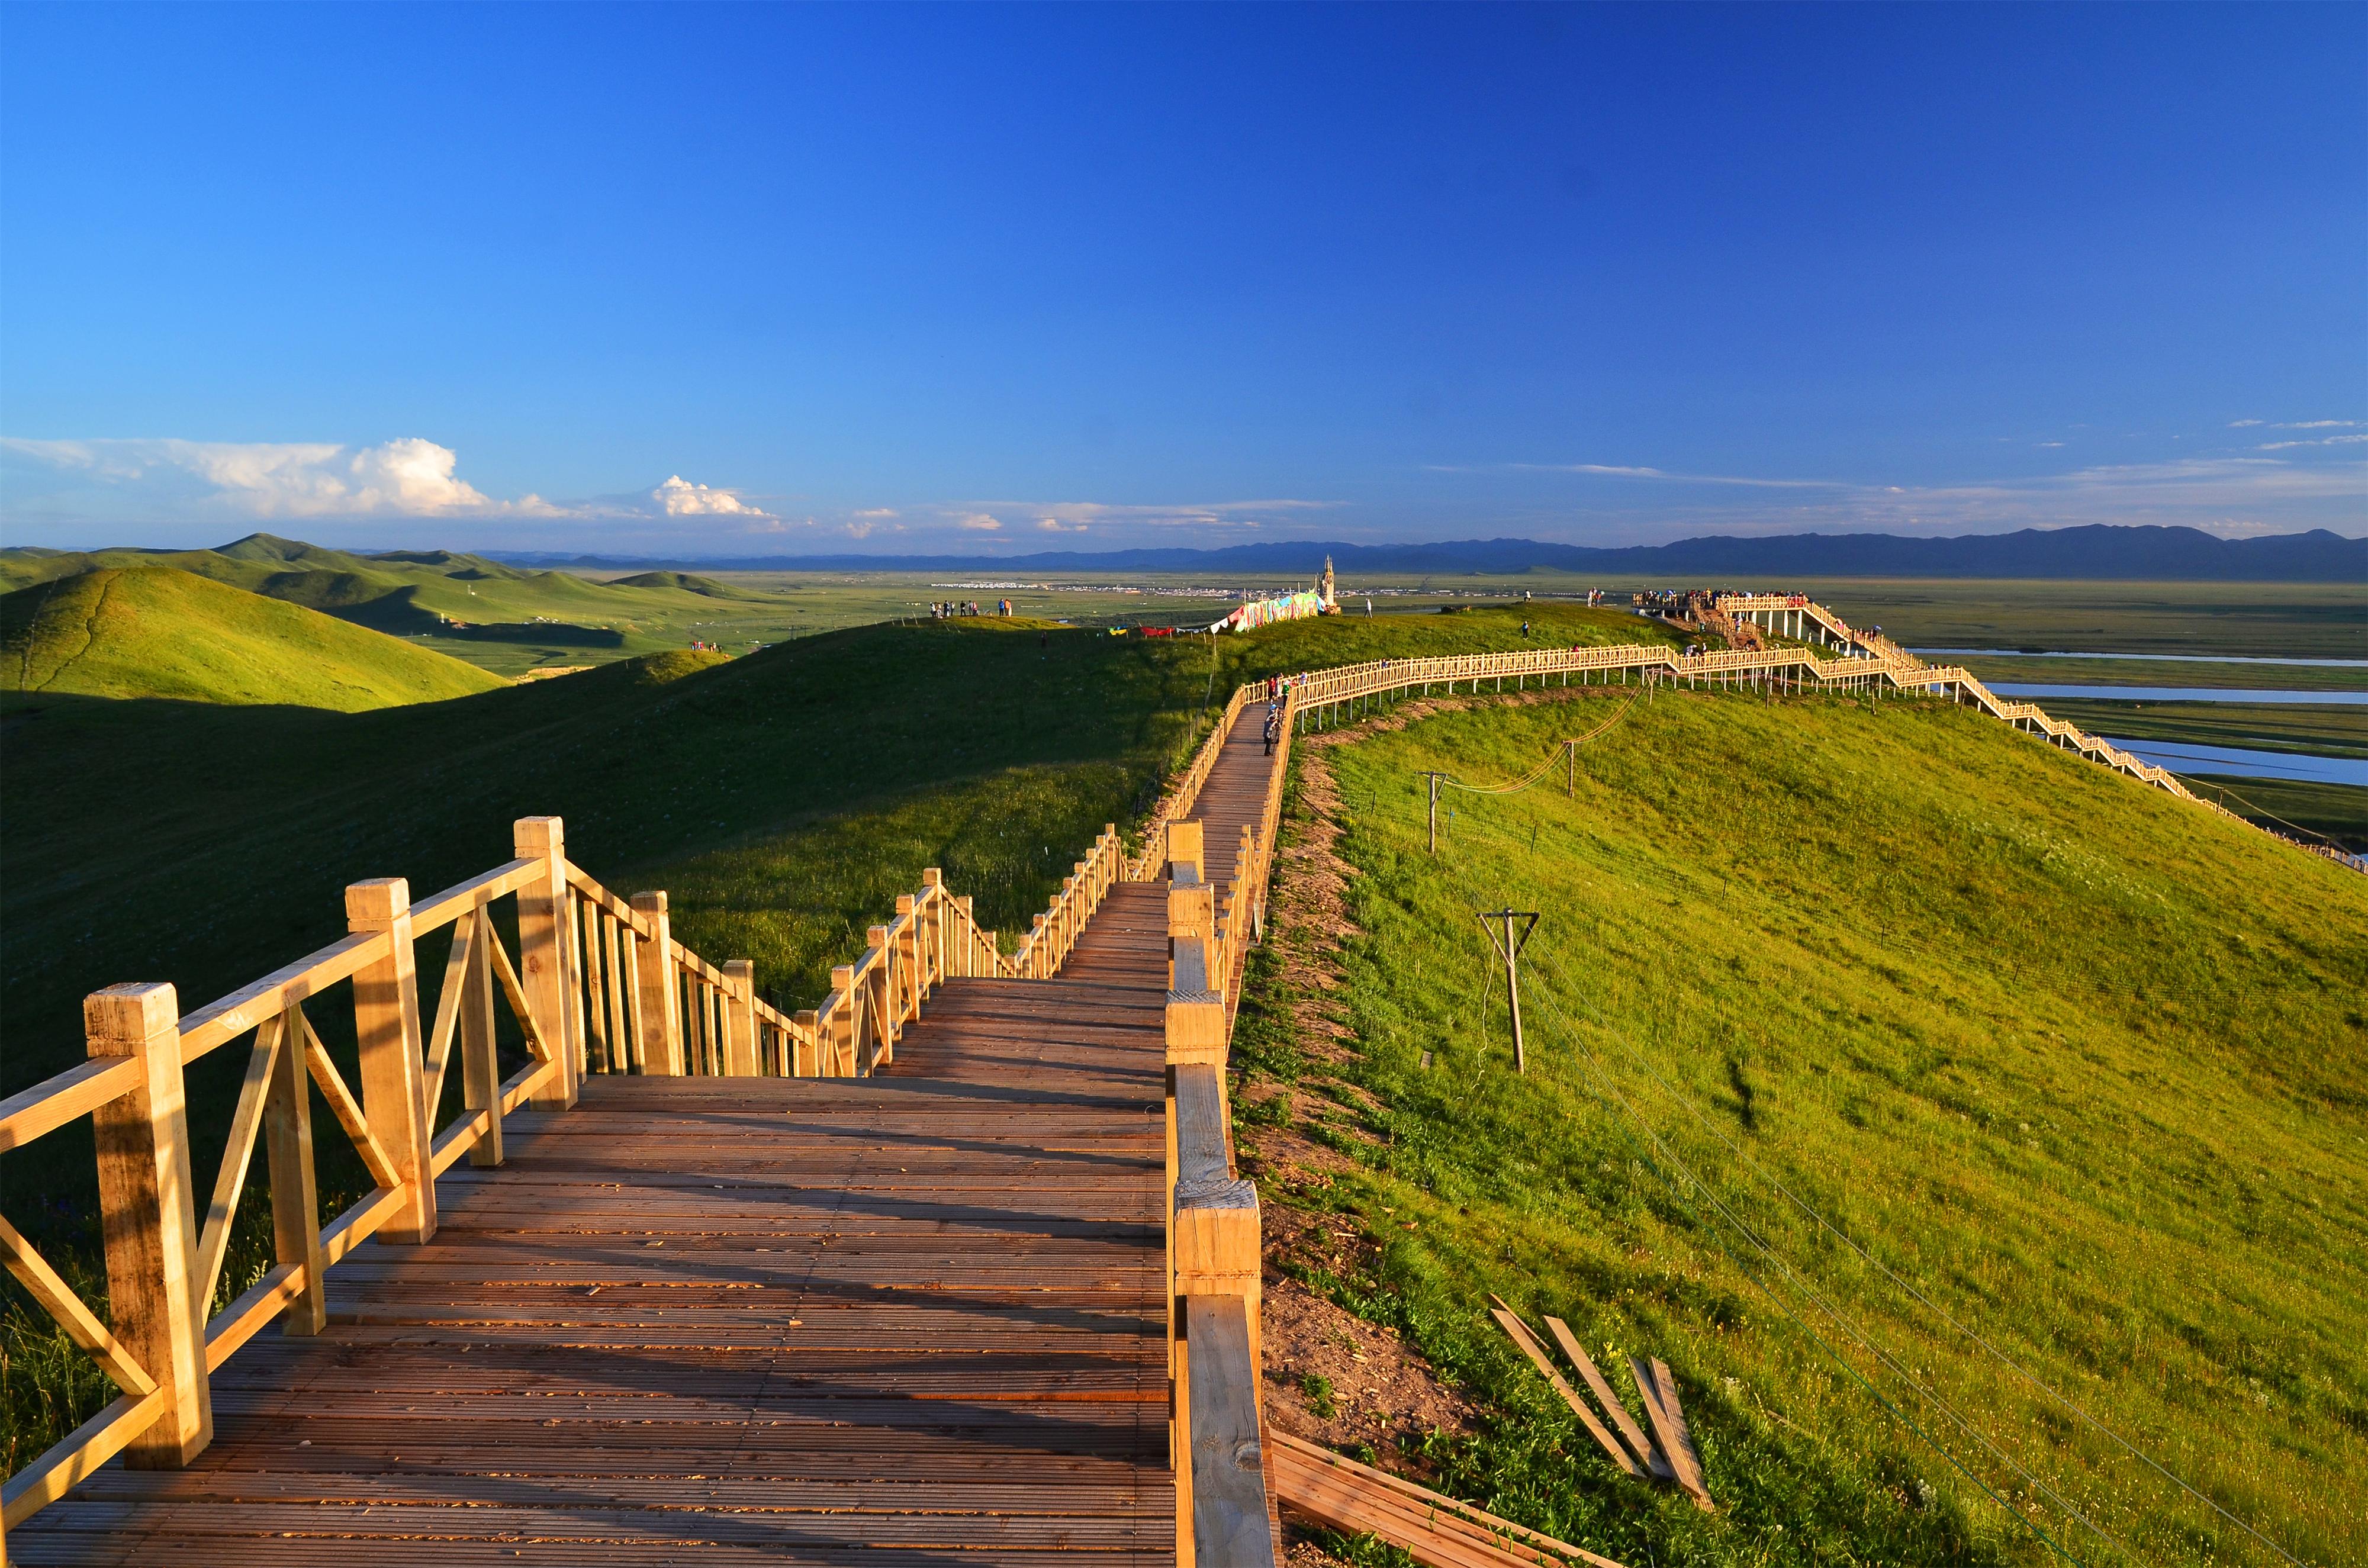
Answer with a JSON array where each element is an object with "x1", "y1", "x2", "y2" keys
[{"x1": 5, "y1": 712, "x2": 1289, "y2": 1566}]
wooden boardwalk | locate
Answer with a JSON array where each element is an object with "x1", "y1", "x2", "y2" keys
[{"x1": 8, "y1": 726, "x2": 1286, "y2": 1565}]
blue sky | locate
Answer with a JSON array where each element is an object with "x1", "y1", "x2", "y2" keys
[{"x1": 2, "y1": 2, "x2": 2361, "y2": 555}]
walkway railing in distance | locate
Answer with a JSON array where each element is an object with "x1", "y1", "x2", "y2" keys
[
  {"x1": 1163, "y1": 821, "x2": 1276, "y2": 1568},
  {"x1": 1133, "y1": 686, "x2": 1252, "y2": 881},
  {"x1": 1009, "y1": 825, "x2": 1125, "y2": 978},
  {"x1": 1266, "y1": 607, "x2": 2356, "y2": 874}
]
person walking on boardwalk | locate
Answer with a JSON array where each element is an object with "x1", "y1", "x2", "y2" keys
[{"x1": 1263, "y1": 706, "x2": 1281, "y2": 756}]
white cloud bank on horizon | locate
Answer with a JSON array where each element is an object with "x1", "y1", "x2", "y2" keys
[{"x1": 0, "y1": 436, "x2": 776, "y2": 529}]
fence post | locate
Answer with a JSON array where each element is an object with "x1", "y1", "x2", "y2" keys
[
  {"x1": 459, "y1": 900, "x2": 503, "y2": 1167},
  {"x1": 866, "y1": 927, "x2": 894, "y2": 1067},
  {"x1": 346, "y1": 880, "x2": 436, "y2": 1244},
  {"x1": 794, "y1": 1009, "x2": 821, "y2": 1077},
  {"x1": 630, "y1": 892, "x2": 684, "y2": 1075},
  {"x1": 829, "y1": 967, "x2": 858, "y2": 1076},
  {"x1": 512, "y1": 817, "x2": 580, "y2": 1109},
  {"x1": 896, "y1": 896, "x2": 921, "y2": 1018},
  {"x1": 85, "y1": 982, "x2": 212, "y2": 1466},
  {"x1": 263, "y1": 1004, "x2": 327, "y2": 1336},
  {"x1": 722, "y1": 960, "x2": 758, "y2": 1076},
  {"x1": 955, "y1": 896, "x2": 976, "y2": 976}
]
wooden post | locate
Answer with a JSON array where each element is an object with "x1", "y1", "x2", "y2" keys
[
  {"x1": 1031, "y1": 914, "x2": 1048, "y2": 978},
  {"x1": 866, "y1": 926, "x2": 893, "y2": 1067},
  {"x1": 896, "y1": 896, "x2": 920, "y2": 1019},
  {"x1": 346, "y1": 879, "x2": 435, "y2": 1244},
  {"x1": 722, "y1": 960, "x2": 758, "y2": 1076},
  {"x1": 85, "y1": 982, "x2": 212, "y2": 1465},
  {"x1": 1423, "y1": 772, "x2": 1444, "y2": 854},
  {"x1": 922, "y1": 869, "x2": 945, "y2": 985},
  {"x1": 262, "y1": 1005, "x2": 326, "y2": 1335},
  {"x1": 511, "y1": 817, "x2": 580, "y2": 1109},
  {"x1": 955, "y1": 896, "x2": 975, "y2": 976},
  {"x1": 459, "y1": 898, "x2": 503, "y2": 1167},
  {"x1": 1476, "y1": 910, "x2": 1539, "y2": 1073},
  {"x1": 829, "y1": 966, "x2": 858, "y2": 1076},
  {"x1": 630, "y1": 892, "x2": 684, "y2": 1075}
]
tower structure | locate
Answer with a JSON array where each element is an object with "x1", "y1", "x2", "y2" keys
[{"x1": 1320, "y1": 554, "x2": 1337, "y2": 609}]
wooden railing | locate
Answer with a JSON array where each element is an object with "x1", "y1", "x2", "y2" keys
[
  {"x1": 0, "y1": 810, "x2": 1121, "y2": 1535},
  {"x1": 1009, "y1": 825, "x2": 1127, "y2": 978},
  {"x1": 1162, "y1": 819, "x2": 1275, "y2": 1568},
  {"x1": 1261, "y1": 615, "x2": 2355, "y2": 871},
  {"x1": 1132, "y1": 686, "x2": 1253, "y2": 881}
]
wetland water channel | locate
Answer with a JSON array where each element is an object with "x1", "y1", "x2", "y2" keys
[
  {"x1": 1985, "y1": 685, "x2": 2368, "y2": 706},
  {"x1": 1897, "y1": 649, "x2": 2367, "y2": 790}
]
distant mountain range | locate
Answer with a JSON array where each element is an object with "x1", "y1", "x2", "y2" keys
[{"x1": 482, "y1": 525, "x2": 2366, "y2": 582}]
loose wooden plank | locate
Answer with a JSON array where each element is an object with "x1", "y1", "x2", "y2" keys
[
  {"x1": 1270, "y1": 1432, "x2": 1626, "y2": 1568},
  {"x1": 1488, "y1": 1304, "x2": 1643, "y2": 1479},
  {"x1": 1542, "y1": 1315, "x2": 1668, "y2": 1480},
  {"x1": 1628, "y1": 1356, "x2": 1713, "y2": 1512}
]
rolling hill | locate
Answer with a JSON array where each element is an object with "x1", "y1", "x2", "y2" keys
[
  {"x1": 0, "y1": 566, "x2": 506, "y2": 709},
  {"x1": 0, "y1": 534, "x2": 802, "y2": 675}
]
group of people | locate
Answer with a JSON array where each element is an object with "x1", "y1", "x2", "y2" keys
[{"x1": 929, "y1": 599, "x2": 1015, "y2": 619}]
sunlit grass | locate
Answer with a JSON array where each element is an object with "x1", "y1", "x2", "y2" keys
[{"x1": 1240, "y1": 683, "x2": 2368, "y2": 1567}]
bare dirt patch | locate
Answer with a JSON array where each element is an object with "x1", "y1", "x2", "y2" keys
[{"x1": 1241, "y1": 705, "x2": 1497, "y2": 1495}]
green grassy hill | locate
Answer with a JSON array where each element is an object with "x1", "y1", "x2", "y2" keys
[
  {"x1": 1233, "y1": 682, "x2": 2367, "y2": 1567},
  {"x1": 0, "y1": 534, "x2": 807, "y2": 675},
  {"x1": 0, "y1": 566, "x2": 504, "y2": 709}
]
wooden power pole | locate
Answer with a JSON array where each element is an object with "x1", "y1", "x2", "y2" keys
[
  {"x1": 1476, "y1": 909, "x2": 1539, "y2": 1071},
  {"x1": 1422, "y1": 771, "x2": 1446, "y2": 854}
]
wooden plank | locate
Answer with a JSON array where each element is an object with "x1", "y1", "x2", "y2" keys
[
  {"x1": 1542, "y1": 1316, "x2": 1666, "y2": 1480},
  {"x1": 191, "y1": 1019, "x2": 282, "y2": 1313},
  {"x1": 407, "y1": 855, "x2": 542, "y2": 934},
  {"x1": 264, "y1": 1004, "x2": 327, "y2": 1337},
  {"x1": 0, "y1": 1211, "x2": 157, "y2": 1398},
  {"x1": 0, "y1": 1386, "x2": 169, "y2": 1528},
  {"x1": 1631, "y1": 1356, "x2": 1713, "y2": 1512},
  {"x1": 1271, "y1": 1432, "x2": 1625, "y2": 1568},
  {"x1": 0, "y1": 1057, "x2": 142, "y2": 1154},
  {"x1": 1488, "y1": 1306, "x2": 1642, "y2": 1479},
  {"x1": 1184, "y1": 1295, "x2": 1275, "y2": 1568},
  {"x1": 175, "y1": 930, "x2": 390, "y2": 1065}
]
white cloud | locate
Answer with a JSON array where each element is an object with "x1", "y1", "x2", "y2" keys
[
  {"x1": 2281, "y1": 420, "x2": 2359, "y2": 430},
  {"x1": 2228, "y1": 418, "x2": 2265, "y2": 428},
  {"x1": 2036, "y1": 441, "x2": 2065, "y2": 449},
  {"x1": 653, "y1": 474, "x2": 767, "y2": 517},
  {"x1": 955, "y1": 513, "x2": 1003, "y2": 531},
  {"x1": 0, "y1": 436, "x2": 549, "y2": 517},
  {"x1": 969, "y1": 498, "x2": 1333, "y2": 530},
  {"x1": 2257, "y1": 433, "x2": 2368, "y2": 450},
  {"x1": 852, "y1": 507, "x2": 899, "y2": 519}
]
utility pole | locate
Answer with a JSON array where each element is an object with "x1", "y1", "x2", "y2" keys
[
  {"x1": 1566, "y1": 739, "x2": 1576, "y2": 799},
  {"x1": 1476, "y1": 910, "x2": 1539, "y2": 1071},
  {"x1": 1422, "y1": 771, "x2": 1447, "y2": 854}
]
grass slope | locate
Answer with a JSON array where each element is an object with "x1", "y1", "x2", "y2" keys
[
  {"x1": 0, "y1": 535, "x2": 810, "y2": 676},
  {"x1": 0, "y1": 567, "x2": 503, "y2": 709},
  {"x1": 1232, "y1": 684, "x2": 2368, "y2": 1567}
]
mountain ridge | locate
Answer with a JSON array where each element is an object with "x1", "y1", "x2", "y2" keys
[{"x1": 468, "y1": 524, "x2": 2367, "y2": 581}]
